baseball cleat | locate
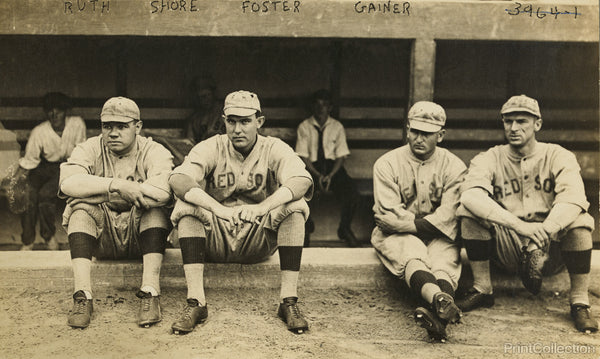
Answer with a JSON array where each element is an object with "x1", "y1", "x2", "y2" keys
[
  {"x1": 570, "y1": 304, "x2": 598, "y2": 334},
  {"x1": 171, "y1": 298, "x2": 208, "y2": 335},
  {"x1": 519, "y1": 248, "x2": 546, "y2": 295},
  {"x1": 68, "y1": 290, "x2": 93, "y2": 329},
  {"x1": 278, "y1": 297, "x2": 309, "y2": 334},
  {"x1": 456, "y1": 287, "x2": 495, "y2": 312},
  {"x1": 432, "y1": 292, "x2": 462, "y2": 324},
  {"x1": 136, "y1": 291, "x2": 162, "y2": 327},
  {"x1": 414, "y1": 307, "x2": 447, "y2": 342}
]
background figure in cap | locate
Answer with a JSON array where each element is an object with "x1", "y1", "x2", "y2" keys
[
  {"x1": 59, "y1": 96, "x2": 174, "y2": 329},
  {"x1": 169, "y1": 90, "x2": 313, "y2": 335},
  {"x1": 295, "y1": 89, "x2": 361, "y2": 247},
  {"x1": 457, "y1": 94, "x2": 598, "y2": 334},
  {"x1": 14, "y1": 92, "x2": 86, "y2": 250},
  {"x1": 370, "y1": 101, "x2": 466, "y2": 341},
  {"x1": 185, "y1": 75, "x2": 225, "y2": 144}
]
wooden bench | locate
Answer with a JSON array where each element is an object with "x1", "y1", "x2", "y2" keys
[{"x1": 1, "y1": 98, "x2": 598, "y2": 245}]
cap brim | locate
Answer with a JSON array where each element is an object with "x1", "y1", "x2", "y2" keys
[
  {"x1": 501, "y1": 107, "x2": 540, "y2": 117},
  {"x1": 409, "y1": 120, "x2": 441, "y2": 133},
  {"x1": 224, "y1": 108, "x2": 258, "y2": 117},
  {"x1": 101, "y1": 115, "x2": 137, "y2": 123}
]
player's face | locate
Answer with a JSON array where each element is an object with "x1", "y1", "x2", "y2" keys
[
  {"x1": 502, "y1": 113, "x2": 541, "y2": 149},
  {"x1": 312, "y1": 99, "x2": 331, "y2": 123},
  {"x1": 45, "y1": 107, "x2": 66, "y2": 131},
  {"x1": 224, "y1": 113, "x2": 265, "y2": 155},
  {"x1": 407, "y1": 126, "x2": 445, "y2": 161},
  {"x1": 101, "y1": 120, "x2": 142, "y2": 155},
  {"x1": 195, "y1": 88, "x2": 215, "y2": 109}
]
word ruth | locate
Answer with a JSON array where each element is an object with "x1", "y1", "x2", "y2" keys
[{"x1": 64, "y1": 0, "x2": 109, "y2": 13}]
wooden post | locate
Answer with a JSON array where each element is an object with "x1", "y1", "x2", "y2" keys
[{"x1": 406, "y1": 38, "x2": 436, "y2": 141}]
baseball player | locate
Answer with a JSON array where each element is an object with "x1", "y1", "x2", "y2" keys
[
  {"x1": 169, "y1": 90, "x2": 313, "y2": 335},
  {"x1": 15, "y1": 92, "x2": 86, "y2": 250},
  {"x1": 371, "y1": 101, "x2": 466, "y2": 341},
  {"x1": 456, "y1": 94, "x2": 598, "y2": 334},
  {"x1": 59, "y1": 97, "x2": 174, "y2": 329},
  {"x1": 295, "y1": 89, "x2": 360, "y2": 247}
]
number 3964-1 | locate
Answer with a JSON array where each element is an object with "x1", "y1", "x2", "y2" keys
[{"x1": 506, "y1": 3, "x2": 579, "y2": 19}]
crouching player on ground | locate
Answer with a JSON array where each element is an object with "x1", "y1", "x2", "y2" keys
[
  {"x1": 370, "y1": 101, "x2": 467, "y2": 341},
  {"x1": 456, "y1": 94, "x2": 598, "y2": 333},
  {"x1": 59, "y1": 97, "x2": 174, "y2": 329},
  {"x1": 168, "y1": 90, "x2": 313, "y2": 334}
]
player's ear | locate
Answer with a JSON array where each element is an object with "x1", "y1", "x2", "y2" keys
[
  {"x1": 135, "y1": 120, "x2": 143, "y2": 135},
  {"x1": 256, "y1": 115, "x2": 265, "y2": 128},
  {"x1": 436, "y1": 129, "x2": 446, "y2": 143},
  {"x1": 534, "y1": 117, "x2": 542, "y2": 132}
]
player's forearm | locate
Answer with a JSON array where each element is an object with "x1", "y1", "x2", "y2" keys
[
  {"x1": 60, "y1": 174, "x2": 113, "y2": 198},
  {"x1": 184, "y1": 187, "x2": 228, "y2": 214},
  {"x1": 327, "y1": 157, "x2": 345, "y2": 177},
  {"x1": 282, "y1": 177, "x2": 312, "y2": 201},
  {"x1": 140, "y1": 183, "x2": 171, "y2": 204},
  {"x1": 259, "y1": 187, "x2": 294, "y2": 212},
  {"x1": 461, "y1": 188, "x2": 523, "y2": 230},
  {"x1": 543, "y1": 203, "x2": 582, "y2": 233}
]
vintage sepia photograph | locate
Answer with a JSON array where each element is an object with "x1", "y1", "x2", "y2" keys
[{"x1": 0, "y1": 0, "x2": 598, "y2": 357}]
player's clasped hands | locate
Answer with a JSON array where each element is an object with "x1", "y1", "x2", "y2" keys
[
  {"x1": 214, "y1": 204, "x2": 267, "y2": 236},
  {"x1": 110, "y1": 178, "x2": 149, "y2": 209},
  {"x1": 517, "y1": 221, "x2": 550, "y2": 249}
]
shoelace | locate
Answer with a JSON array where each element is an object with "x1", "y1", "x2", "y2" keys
[
  {"x1": 73, "y1": 299, "x2": 88, "y2": 315},
  {"x1": 181, "y1": 305, "x2": 196, "y2": 321},
  {"x1": 141, "y1": 297, "x2": 151, "y2": 312},
  {"x1": 288, "y1": 303, "x2": 301, "y2": 319},
  {"x1": 575, "y1": 306, "x2": 591, "y2": 319}
]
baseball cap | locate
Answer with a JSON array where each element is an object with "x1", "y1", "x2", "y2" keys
[
  {"x1": 223, "y1": 90, "x2": 261, "y2": 117},
  {"x1": 407, "y1": 101, "x2": 446, "y2": 132},
  {"x1": 501, "y1": 94, "x2": 541, "y2": 118},
  {"x1": 101, "y1": 97, "x2": 140, "y2": 123}
]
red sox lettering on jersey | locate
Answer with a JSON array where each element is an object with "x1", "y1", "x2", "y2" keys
[
  {"x1": 373, "y1": 145, "x2": 467, "y2": 240},
  {"x1": 173, "y1": 134, "x2": 309, "y2": 205},
  {"x1": 461, "y1": 143, "x2": 589, "y2": 223}
]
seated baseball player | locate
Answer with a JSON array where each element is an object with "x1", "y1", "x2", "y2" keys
[
  {"x1": 370, "y1": 101, "x2": 466, "y2": 341},
  {"x1": 456, "y1": 94, "x2": 598, "y2": 334},
  {"x1": 59, "y1": 97, "x2": 174, "y2": 329},
  {"x1": 295, "y1": 89, "x2": 360, "y2": 247},
  {"x1": 169, "y1": 90, "x2": 313, "y2": 334}
]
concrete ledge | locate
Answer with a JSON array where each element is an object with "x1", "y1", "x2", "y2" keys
[{"x1": 0, "y1": 249, "x2": 599, "y2": 294}]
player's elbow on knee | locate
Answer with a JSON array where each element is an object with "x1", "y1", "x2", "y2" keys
[{"x1": 169, "y1": 173, "x2": 197, "y2": 200}]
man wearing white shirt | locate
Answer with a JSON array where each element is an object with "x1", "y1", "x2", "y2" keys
[
  {"x1": 295, "y1": 89, "x2": 360, "y2": 247},
  {"x1": 16, "y1": 92, "x2": 86, "y2": 250}
]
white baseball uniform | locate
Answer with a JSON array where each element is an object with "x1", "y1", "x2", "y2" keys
[
  {"x1": 171, "y1": 134, "x2": 312, "y2": 263},
  {"x1": 457, "y1": 143, "x2": 594, "y2": 271},
  {"x1": 371, "y1": 145, "x2": 467, "y2": 285}
]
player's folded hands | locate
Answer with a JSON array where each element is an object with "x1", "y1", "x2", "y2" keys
[
  {"x1": 110, "y1": 178, "x2": 149, "y2": 209},
  {"x1": 235, "y1": 204, "x2": 267, "y2": 225},
  {"x1": 517, "y1": 221, "x2": 549, "y2": 249}
]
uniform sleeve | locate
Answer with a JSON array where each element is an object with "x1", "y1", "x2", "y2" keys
[
  {"x1": 372, "y1": 155, "x2": 404, "y2": 214},
  {"x1": 271, "y1": 139, "x2": 313, "y2": 200},
  {"x1": 551, "y1": 148, "x2": 589, "y2": 210},
  {"x1": 460, "y1": 150, "x2": 496, "y2": 195},
  {"x1": 170, "y1": 137, "x2": 218, "y2": 184},
  {"x1": 295, "y1": 121, "x2": 311, "y2": 159},
  {"x1": 422, "y1": 156, "x2": 467, "y2": 240},
  {"x1": 18, "y1": 127, "x2": 43, "y2": 170},
  {"x1": 333, "y1": 123, "x2": 351, "y2": 159},
  {"x1": 58, "y1": 140, "x2": 98, "y2": 197},
  {"x1": 143, "y1": 141, "x2": 175, "y2": 194}
]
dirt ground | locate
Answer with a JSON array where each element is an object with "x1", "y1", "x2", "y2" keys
[{"x1": 1, "y1": 285, "x2": 599, "y2": 359}]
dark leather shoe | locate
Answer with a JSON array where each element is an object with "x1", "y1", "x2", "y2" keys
[
  {"x1": 171, "y1": 299, "x2": 208, "y2": 334},
  {"x1": 136, "y1": 291, "x2": 161, "y2": 327},
  {"x1": 68, "y1": 290, "x2": 93, "y2": 329},
  {"x1": 519, "y1": 248, "x2": 546, "y2": 295},
  {"x1": 337, "y1": 227, "x2": 359, "y2": 247},
  {"x1": 278, "y1": 297, "x2": 309, "y2": 334},
  {"x1": 571, "y1": 304, "x2": 599, "y2": 333},
  {"x1": 456, "y1": 287, "x2": 495, "y2": 312},
  {"x1": 414, "y1": 307, "x2": 448, "y2": 342},
  {"x1": 432, "y1": 292, "x2": 462, "y2": 324}
]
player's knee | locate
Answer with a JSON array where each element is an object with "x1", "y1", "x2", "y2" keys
[
  {"x1": 460, "y1": 217, "x2": 492, "y2": 241},
  {"x1": 561, "y1": 227, "x2": 593, "y2": 251},
  {"x1": 139, "y1": 227, "x2": 168, "y2": 255},
  {"x1": 277, "y1": 212, "x2": 305, "y2": 247},
  {"x1": 67, "y1": 208, "x2": 100, "y2": 237},
  {"x1": 140, "y1": 207, "x2": 169, "y2": 232},
  {"x1": 177, "y1": 215, "x2": 206, "y2": 238}
]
